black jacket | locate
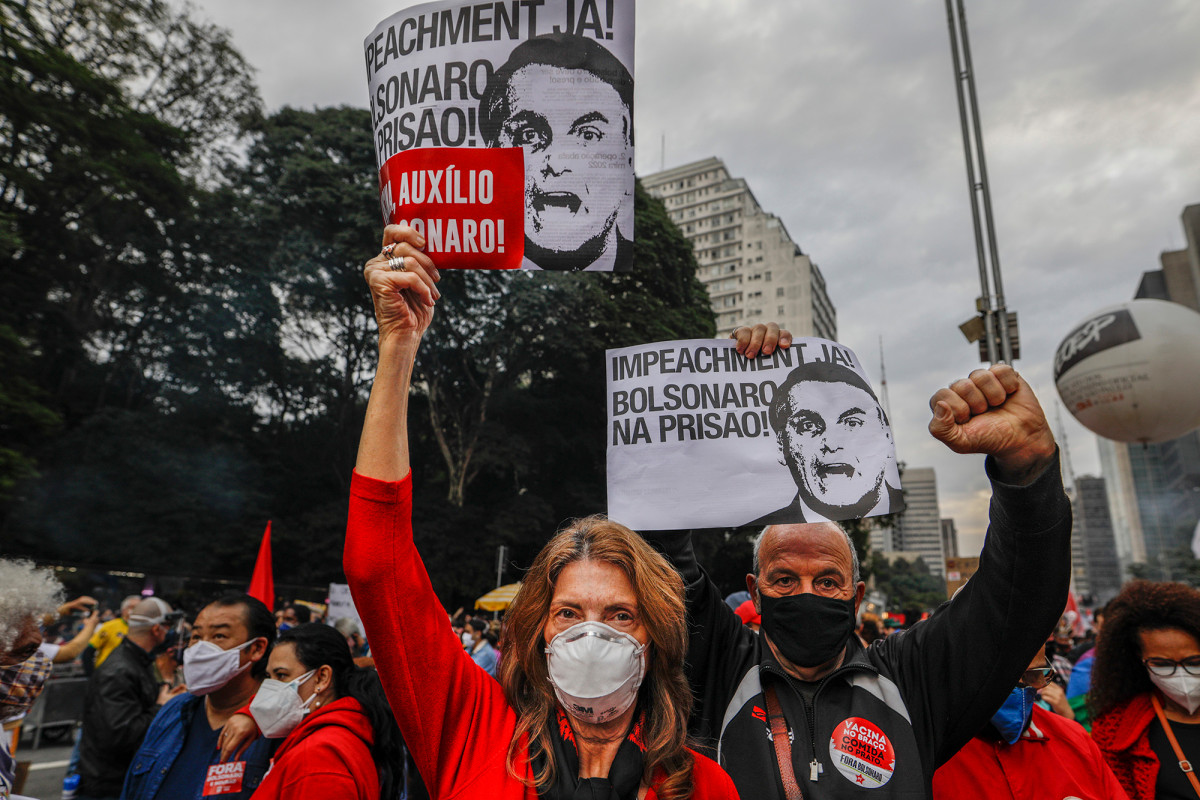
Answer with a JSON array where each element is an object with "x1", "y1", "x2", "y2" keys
[
  {"x1": 78, "y1": 637, "x2": 162, "y2": 796},
  {"x1": 649, "y1": 453, "x2": 1071, "y2": 799}
]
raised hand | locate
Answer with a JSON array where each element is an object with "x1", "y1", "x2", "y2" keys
[
  {"x1": 730, "y1": 322, "x2": 793, "y2": 358},
  {"x1": 927, "y1": 365, "x2": 1056, "y2": 485},
  {"x1": 362, "y1": 224, "x2": 441, "y2": 343}
]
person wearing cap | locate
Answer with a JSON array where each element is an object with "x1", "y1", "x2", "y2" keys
[
  {"x1": 77, "y1": 597, "x2": 184, "y2": 800},
  {"x1": 734, "y1": 600, "x2": 760, "y2": 632}
]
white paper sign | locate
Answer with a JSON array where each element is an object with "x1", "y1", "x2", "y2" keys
[
  {"x1": 606, "y1": 338, "x2": 902, "y2": 530},
  {"x1": 364, "y1": 0, "x2": 636, "y2": 272},
  {"x1": 327, "y1": 583, "x2": 364, "y2": 635}
]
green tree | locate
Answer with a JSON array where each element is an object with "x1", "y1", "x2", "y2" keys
[
  {"x1": 0, "y1": 0, "x2": 260, "y2": 472},
  {"x1": 0, "y1": 325, "x2": 60, "y2": 501},
  {"x1": 1129, "y1": 548, "x2": 1200, "y2": 586},
  {"x1": 868, "y1": 552, "x2": 947, "y2": 616}
]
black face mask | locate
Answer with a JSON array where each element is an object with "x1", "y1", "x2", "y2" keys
[{"x1": 759, "y1": 592, "x2": 856, "y2": 669}]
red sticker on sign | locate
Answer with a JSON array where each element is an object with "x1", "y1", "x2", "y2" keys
[
  {"x1": 203, "y1": 760, "x2": 245, "y2": 796},
  {"x1": 829, "y1": 717, "x2": 895, "y2": 788},
  {"x1": 379, "y1": 146, "x2": 525, "y2": 270}
]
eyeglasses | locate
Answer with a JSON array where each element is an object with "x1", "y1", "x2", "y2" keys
[
  {"x1": 1143, "y1": 656, "x2": 1200, "y2": 677},
  {"x1": 1018, "y1": 666, "x2": 1057, "y2": 689}
]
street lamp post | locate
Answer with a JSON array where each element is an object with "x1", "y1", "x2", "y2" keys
[{"x1": 944, "y1": 0, "x2": 1016, "y2": 365}]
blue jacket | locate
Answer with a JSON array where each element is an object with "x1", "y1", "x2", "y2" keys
[
  {"x1": 120, "y1": 692, "x2": 272, "y2": 800},
  {"x1": 470, "y1": 640, "x2": 499, "y2": 678}
]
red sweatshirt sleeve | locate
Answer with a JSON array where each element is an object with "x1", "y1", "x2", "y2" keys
[{"x1": 344, "y1": 471, "x2": 520, "y2": 795}]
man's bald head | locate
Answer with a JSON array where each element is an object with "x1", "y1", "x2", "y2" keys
[{"x1": 753, "y1": 523, "x2": 861, "y2": 583}]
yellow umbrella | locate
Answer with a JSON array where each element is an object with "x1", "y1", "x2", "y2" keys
[{"x1": 475, "y1": 582, "x2": 522, "y2": 612}]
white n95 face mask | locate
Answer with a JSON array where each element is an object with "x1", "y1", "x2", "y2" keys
[
  {"x1": 249, "y1": 670, "x2": 317, "y2": 738},
  {"x1": 182, "y1": 639, "x2": 257, "y2": 696},
  {"x1": 545, "y1": 621, "x2": 646, "y2": 725},
  {"x1": 1149, "y1": 670, "x2": 1200, "y2": 714}
]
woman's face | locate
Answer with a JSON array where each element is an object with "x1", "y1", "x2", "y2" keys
[
  {"x1": 1139, "y1": 627, "x2": 1200, "y2": 667},
  {"x1": 544, "y1": 559, "x2": 649, "y2": 647},
  {"x1": 266, "y1": 642, "x2": 322, "y2": 703}
]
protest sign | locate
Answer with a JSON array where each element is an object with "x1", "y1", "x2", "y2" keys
[
  {"x1": 364, "y1": 0, "x2": 635, "y2": 271},
  {"x1": 606, "y1": 338, "x2": 902, "y2": 530},
  {"x1": 327, "y1": 583, "x2": 364, "y2": 635}
]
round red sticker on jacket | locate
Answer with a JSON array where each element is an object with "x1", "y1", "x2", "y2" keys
[{"x1": 829, "y1": 717, "x2": 896, "y2": 788}]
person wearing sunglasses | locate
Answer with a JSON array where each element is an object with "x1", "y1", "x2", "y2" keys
[
  {"x1": 932, "y1": 648, "x2": 1128, "y2": 798},
  {"x1": 1092, "y1": 580, "x2": 1200, "y2": 800}
]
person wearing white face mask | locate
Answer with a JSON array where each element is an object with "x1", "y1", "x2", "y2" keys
[
  {"x1": 340, "y1": 227, "x2": 738, "y2": 800},
  {"x1": 212, "y1": 623, "x2": 403, "y2": 799},
  {"x1": 119, "y1": 594, "x2": 275, "y2": 800},
  {"x1": 1092, "y1": 580, "x2": 1200, "y2": 800}
]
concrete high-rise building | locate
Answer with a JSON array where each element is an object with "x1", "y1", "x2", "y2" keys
[
  {"x1": 940, "y1": 519, "x2": 959, "y2": 560},
  {"x1": 642, "y1": 158, "x2": 837, "y2": 339},
  {"x1": 1097, "y1": 436, "x2": 1146, "y2": 575},
  {"x1": 1073, "y1": 475, "x2": 1123, "y2": 604},
  {"x1": 1065, "y1": 482, "x2": 1091, "y2": 599},
  {"x1": 891, "y1": 467, "x2": 945, "y2": 577},
  {"x1": 1099, "y1": 203, "x2": 1200, "y2": 576}
]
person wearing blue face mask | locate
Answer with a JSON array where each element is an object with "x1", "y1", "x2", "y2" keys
[{"x1": 932, "y1": 650, "x2": 1128, "y2": 798}]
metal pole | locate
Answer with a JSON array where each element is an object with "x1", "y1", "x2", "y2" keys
[
  {"x1": 944, "y1": 0, "x2": 997, "y2": 364},
  {"x1": 493, "y1": 544, "x2": 508, "y2": 621},
  {"x1": 955, "y1": 0, "x2": 1013, "y2": 363},
  {"x1": 495, "y1": 544, "x2": 507, "y2": 589}
]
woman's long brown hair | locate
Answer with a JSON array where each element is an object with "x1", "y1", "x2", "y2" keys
[{"x1": 500, "y1": 515, "x2": 695, "y2": 799}]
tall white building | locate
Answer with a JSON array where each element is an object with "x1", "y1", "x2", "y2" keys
[
  {"x1": 890, "y1": 466, "x2": 946, "y2": 578},
  {"x1": 642, "y1": 158, "x2": 837, "y2": 339}
]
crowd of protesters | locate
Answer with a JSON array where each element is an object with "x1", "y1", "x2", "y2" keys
[{"x1": 0, "y1": 224, "x2": 1198, "y2": 800}]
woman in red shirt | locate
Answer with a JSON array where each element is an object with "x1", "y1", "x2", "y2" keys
[
  {"x1": 1091, "y1": 580, "x2": 1200, "y2": 800},
  {"x1": 344, "y1": 225, "x2": 738, "y2": 800},
  {"x1": 246, "y1": 623, "x2": 402, "y2": 799}
]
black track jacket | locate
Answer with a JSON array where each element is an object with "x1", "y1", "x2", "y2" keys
[{"x1": 648, "y1": 453, "x2": 1071, "y2": 799}]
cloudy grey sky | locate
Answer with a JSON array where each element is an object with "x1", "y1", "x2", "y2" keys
[{"x1": 187, "y1": 0, "x2": 1200, "y2": 553}]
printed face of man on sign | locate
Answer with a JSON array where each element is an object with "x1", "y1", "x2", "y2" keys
[
  {"x1": 480, "y1": 34, "x2": 633, "y2": 271},
  {"x1": 756, "y1": 361, "x2": 899, "y2": 524}
]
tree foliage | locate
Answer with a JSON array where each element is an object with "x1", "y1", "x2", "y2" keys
[
  {"x1": 1, "y1": 6, "x2": 717, "y2": 612},
  {"x1": 868, "y1": 551, "x2": 947, "y2": 616},
  {"x1": 1129, "y1": 547, "x2": 1200, "y2": 587}
]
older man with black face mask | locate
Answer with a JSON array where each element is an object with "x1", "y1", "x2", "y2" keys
[
  {"x1": 77, "y1": 597, "x2": 184, "y2": 800},
  {"x1": 0, "y1": 558, "x2": 66, "y2": 798},
  {"x1": 645, "y1": 325, "x2": 1072, "y2": 799}
]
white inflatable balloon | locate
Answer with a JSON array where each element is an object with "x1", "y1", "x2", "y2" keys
[{"x1": 1054, "y1": 299, "x2": 1200, "y2": 443}]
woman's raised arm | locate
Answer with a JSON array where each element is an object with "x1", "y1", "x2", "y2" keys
[{"x1": 355, "y1": 224, "x2": 439, "y2": 481}]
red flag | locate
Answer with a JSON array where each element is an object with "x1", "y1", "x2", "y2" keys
[{"x1": 248, "y1": 521, "x2": 274, "y2": 609}]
